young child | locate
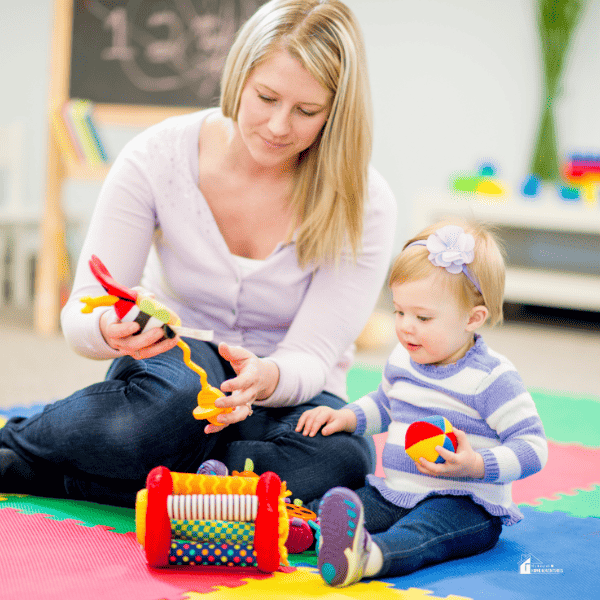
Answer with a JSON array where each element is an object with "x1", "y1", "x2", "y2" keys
[{"x1": 296, "y1": 219, "x2": 547, "y2": 587}]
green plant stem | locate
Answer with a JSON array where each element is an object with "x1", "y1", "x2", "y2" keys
[{"x1": 529, "y1": 0, "x2": 586, "y2": 182}]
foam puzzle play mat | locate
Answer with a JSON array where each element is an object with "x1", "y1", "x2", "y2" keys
[{"x1": 1, "y1": 372, "x2": 598, "y2": 600}]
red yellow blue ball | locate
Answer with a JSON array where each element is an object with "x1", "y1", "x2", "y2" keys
[{"x1": 405, "y1": 415, "x2": 458, "y2": 464}]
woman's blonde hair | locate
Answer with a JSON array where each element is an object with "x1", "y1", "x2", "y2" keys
[
  {"x1": 220, "y1": 0, "x2": 372, "y2": 268},
  {"x1": 388, "y1": 219, "x2": 506, "y2": 325}
]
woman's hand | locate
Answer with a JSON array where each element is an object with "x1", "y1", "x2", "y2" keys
[
  {"x1": 203, "y1": 342, "x2": 280, "y2": 434},
  {"x1": 415, "y1": 429, "x2": 485, "y2": 479},
  {"x1": 218, "y1": 342, "x2": 280, "y2": 401},
  {"x1": 203, "y1": 395, "x2": 255, "y2": 434},
  {"x1": 295, "y1": 406, "x2": 357, "y2": 437},
  {"x1": 99, "y1": 311, "x2": 179, "y2": 360}
]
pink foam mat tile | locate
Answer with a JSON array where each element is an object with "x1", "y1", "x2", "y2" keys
[
  {"x1": 0, "y1": 507, "x2": 283, "y2": 600},
  {"x1": 512, "y1": 441, "x2": 600, "y2": 506}
]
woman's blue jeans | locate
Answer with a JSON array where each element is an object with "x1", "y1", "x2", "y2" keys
[
  {"x1": 0, "y1": 340, "x2": 374, "y2": 506},
  {"x1": 355, "y1": 484, "x2": 503, "y2": 577}
]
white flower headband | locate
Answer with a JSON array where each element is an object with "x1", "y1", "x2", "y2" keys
[{"x1": 406, "y1": 225, "x2": 482, "y2": 293}]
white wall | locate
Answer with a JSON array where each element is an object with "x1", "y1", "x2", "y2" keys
[
  {"x1": 0, "y1": 2, "x2": 53, "y2": 217},
  {"x1": 346, "y1": 0, "x2": 600, "y2": 252},
  {"x1": 1, "y1": 0, "x2": 600, "y2": 257}
]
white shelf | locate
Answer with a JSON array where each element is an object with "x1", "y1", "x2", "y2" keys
[
  {"x1": 413, "y1": 188, "x2": 600, "y2": 311},
  {"x1": 413, "y1": 188, "x2": 600, "y2": 234},
  {"x1": 505, "y1": 268, "x2": 600, "y2": 311}
]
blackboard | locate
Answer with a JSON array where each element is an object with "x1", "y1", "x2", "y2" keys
[{"x1": 70, "y1": 0, "x2": 267, "y2": 108}]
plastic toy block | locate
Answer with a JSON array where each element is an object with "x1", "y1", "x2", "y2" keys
[
  {"x1": 521, "y1": 174, "x2": 541, "y2": 197},
  {"x1": 478, "y1": 163, "x2": 496, "y2": 177},
  {"x1": 559, "y1": 185, "x2": 580, "y2": 200},
  {"x1": 476, "y1": 179, "x2": 504, "y2": 195},
  {"x1": 562, "y1": 155, "x2": 600, "y2": 204},
  {"x1": 450, "y1": 175, "x2": 480, "y2": 192}
]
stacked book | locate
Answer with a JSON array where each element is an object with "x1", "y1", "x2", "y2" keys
[{"x1": 51, "y1": 99, "x2": 109, "y2": 165}]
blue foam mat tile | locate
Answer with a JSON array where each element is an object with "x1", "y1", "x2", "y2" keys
[
  {"x1": 380, "y1": 508, "x2": 599, "y2": 600},
  {"x1": 0, "y1": 402, "x2": 54, "y2": 419}
]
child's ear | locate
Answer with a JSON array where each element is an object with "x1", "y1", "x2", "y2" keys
[{"x1": 466, "y1": 305, "x2": 488, "y2": 331}]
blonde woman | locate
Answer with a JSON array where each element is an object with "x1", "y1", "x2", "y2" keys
[{"x1": 1, "y1": 0, "x2": 396, "y2": 507}]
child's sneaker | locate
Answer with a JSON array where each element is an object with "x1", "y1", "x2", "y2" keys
[{"x1": 317, "y1": 487, "x2": 372, "y2": 587}]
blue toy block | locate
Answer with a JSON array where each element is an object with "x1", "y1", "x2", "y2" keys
[
  {"x1": 521, "y1": 174, "x2": 540, "y2": 197},
  {"x1": 559, "y1": 185, "x2": 580, "y2": 200}
]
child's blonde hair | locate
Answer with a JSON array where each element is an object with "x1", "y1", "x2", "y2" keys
[
  {"x1": 220, "y1": 0, "x2": 372, "y2": 268},
  {"x1": 388, "y1": 219, "x2": 506, "y2": 325}
]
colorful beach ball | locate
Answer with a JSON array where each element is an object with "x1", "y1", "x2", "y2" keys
[{"x1": 405, "y1": 416, "x2": 458, "y2": 464}]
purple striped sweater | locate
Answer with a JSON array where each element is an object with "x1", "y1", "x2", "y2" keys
[{"x1": 348, "y1": 334, "x2": 547, "y2": 525}]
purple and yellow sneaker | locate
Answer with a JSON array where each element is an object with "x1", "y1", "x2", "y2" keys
[{"x1": 317, "y1": 487, "x2": 372, "y2": 587}]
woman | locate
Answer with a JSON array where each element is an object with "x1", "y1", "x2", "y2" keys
[{"x1": 0, "y1": 0, "x2": 396, "y2": 506}]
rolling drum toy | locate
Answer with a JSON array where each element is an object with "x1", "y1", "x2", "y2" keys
[{"x1": 135, "y1": 466, "x2": 291, "y2": 572}]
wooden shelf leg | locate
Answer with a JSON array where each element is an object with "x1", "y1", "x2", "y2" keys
[
  {"x1": 34, "y1": 127, "x2": 69, "y2": 335},
  {"x1": 35, "y1": 0, "x2": 73, "y2": 335}
]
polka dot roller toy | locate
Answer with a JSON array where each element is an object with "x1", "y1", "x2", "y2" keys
[
  {"x1": 405, "y1": 415, "x2": 458, "y2": 464},
  {"x1": 135, "y1": 465, "x2": 291, "y2": 572}
]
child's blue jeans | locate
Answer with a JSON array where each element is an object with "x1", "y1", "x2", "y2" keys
[
  {"x1": 0, "y1": 339, "x2": 374, "y2": 506},
  {"x1": 356, "y1": 483, "x2": 503, "y2": 577}
]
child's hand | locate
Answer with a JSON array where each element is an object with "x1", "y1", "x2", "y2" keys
[
  {"x1": 295, "y1": 406, "x2": 357, "y2": 437},
  {"x1": 415, "y1": 429, "x2": 485, "y2": 479}
]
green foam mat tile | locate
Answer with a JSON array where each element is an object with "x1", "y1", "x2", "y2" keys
[
  {"x1": 528, "y1": 485, "x2": 600, "y2": 519},
  {"x1": 0, "y1": 494, "x2": 136, "y2": 533},
  {"x1": 347, "y1": 363, "x2": 384, "y2": 401},
  {"x1": 288, "y1": 550, "x2": 317, "y2": 568}
]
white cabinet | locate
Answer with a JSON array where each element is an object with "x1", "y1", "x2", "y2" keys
[{"x1": 412, "y1": 189, "x2": 600, "y2": 311}]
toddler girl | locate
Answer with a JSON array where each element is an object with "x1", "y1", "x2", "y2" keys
[{"x1": 296, "y1": 220, "x2": 547, "y2": 586}]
